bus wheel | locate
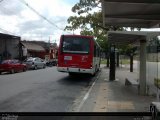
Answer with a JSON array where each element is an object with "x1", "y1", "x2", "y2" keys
[
  {"x1": 69, "y1": 72, "x2": 75, "y2": 76},
  {"x1": 92, "y1": 72, "x2": 96, "y2": 76},
  {"x1": 91, "y1": 67, "x2": 96, "y2": 76},
  {"x1": 95, "y1": 65, "x2": 98, "y2": 72},
  {"x1": 97, "y1": 65, "x2": 100, "y2": 72}
]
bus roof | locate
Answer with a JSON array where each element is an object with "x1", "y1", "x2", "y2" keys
[{"x1": 61, "y1": 34, "x2": 93, "y2": 39}]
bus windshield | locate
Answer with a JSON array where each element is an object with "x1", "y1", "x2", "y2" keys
[{"x1": 62, "y1": 37, "x2": 90, "y2": 54}]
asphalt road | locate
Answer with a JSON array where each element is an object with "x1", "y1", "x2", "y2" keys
[{"x1": 0, "y1": 67, "x2": 94, "y2": 112}]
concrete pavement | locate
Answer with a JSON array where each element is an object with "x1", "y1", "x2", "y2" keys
[{"x1": 73, "y1": 64, "x2": 156, "y2": 112}]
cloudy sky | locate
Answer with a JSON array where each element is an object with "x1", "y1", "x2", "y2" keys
[
  {"x1": 0, "y1": 0, "x2": 79, "y2": 43},
  {"x1": 0, "y1": 0, "x2": 160, "y2": 44}
]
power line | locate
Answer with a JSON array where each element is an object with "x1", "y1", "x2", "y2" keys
[{"x1": 18, "y1": 0, "x2": 72, "y2": 34}]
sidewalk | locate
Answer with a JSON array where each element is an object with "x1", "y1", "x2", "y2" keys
[{"x1": 76, "y1": 65, "x2": 156, "y2": 112}]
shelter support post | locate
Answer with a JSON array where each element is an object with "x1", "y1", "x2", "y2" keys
[
  {"x1": 107, "y1": 52, "x2": 110, "y2": 67},
  {"x1": 106, "y1": 45, "x2": 110, "y2": 67},
  {"x1": 130, "y1": 53, "x2": 133, "y2": 72},
  {"x1": 139, "y1": 40, "x2": 147, "y2": 95},
  {"x1": 116, "y1": 51, "x2": 119, "y2": 67},
  {"x1": 109, "y1": 44, "x2": 115, "y2": 81}
]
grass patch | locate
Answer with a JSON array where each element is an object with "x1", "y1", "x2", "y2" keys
[
  {"x1": 120, "y1": 59, "x2": 130, "y2": 64},
  {"x1": 100, "y1": 59, "x2": 130, "y2": 64},
  {"x1": 154, "y1": 78, "x2": 160, "y2": 88},
  {"x1": 101, "y1": 59, "x2": 107, "y2": 64}
]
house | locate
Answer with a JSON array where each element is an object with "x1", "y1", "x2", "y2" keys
[
  {"x1": 49, "y1": 43, "x2": 58, "y2": 59},
  {"x1": 20, "y1": 40, "x2": 58, "y2": 60},
  {"x1": 21, "y1": 41, "x2": 46, "y2": 60}
]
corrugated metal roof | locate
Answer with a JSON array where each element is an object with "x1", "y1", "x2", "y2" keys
[
  {"x1": 21, "y1": 42, "x2": 45, "y2": 51},
  {"x1": 108, "y1": 31, "x2": 160, "y2": 45},
  {"x1": 102, "y1": 0, "x2": 160, "y2": 28},
  {"x1": 0, "y1": 33, "x2": 20, "y2": 39}
]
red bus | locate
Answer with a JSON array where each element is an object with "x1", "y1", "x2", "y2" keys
[{"x1": 57, "y1": 35, "x2": 101, "y2": 75}]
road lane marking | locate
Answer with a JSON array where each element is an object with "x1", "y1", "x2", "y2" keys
[
  {"x1": 75, "y1": 80, "x2": 96, "y2": 112},
  {"x1": 75, "y1": 72, "x2": 100, "y2": 112}
]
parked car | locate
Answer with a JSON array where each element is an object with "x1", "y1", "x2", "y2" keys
[
  {"x1": 45, "y1": 59, "x2": 57, "y2": 67},
  {"x1": 0, "y1": 59, "x2": 27, "y2": 74},
  {"x1": 24, "y1": 57, "x2": 46, "y2": 70}
]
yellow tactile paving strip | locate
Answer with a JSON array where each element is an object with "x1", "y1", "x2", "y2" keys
[
  {"x1": 107, "y1": 101, "x2": 135, "y2": 110},
  {"x1": 93, "y1": 82, "x2": 135, "y2": 112}
]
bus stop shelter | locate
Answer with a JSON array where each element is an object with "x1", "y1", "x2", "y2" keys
[
  {"x1": 108, "y1": 31, "x2": 160, "y2": 95},
  {"x1": 102, "y1": 0, "x2": 160, "y2": 95}
]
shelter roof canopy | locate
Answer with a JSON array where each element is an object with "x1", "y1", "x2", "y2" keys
[{"x1": 102, "y1": 0, "x2": 160, "y2": 28}]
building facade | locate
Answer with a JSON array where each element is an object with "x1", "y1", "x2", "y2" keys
[
  {"x1": 0, "y1": 33, "x2": 21, "y2": 62},
  {"x1": 20, "y1": 41, "x2": 58, "y2": 61}
]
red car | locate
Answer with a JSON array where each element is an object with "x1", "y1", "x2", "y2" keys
[{"x1": 0, "y1": 59, "x2": 27, "y2": 74}]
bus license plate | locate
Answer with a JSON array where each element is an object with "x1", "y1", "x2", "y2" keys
[{"x1": 64, "y1": 56, "x2": 72, "y2": 60}]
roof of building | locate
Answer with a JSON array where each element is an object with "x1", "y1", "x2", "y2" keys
[
  {"x1": 26, "y1": 40, "x2": 49, "y2": 49},
  {"x1": 0, "y1": 33, "x2": 20, "y2": 39},
  {"x1": 21, "y1": 40, "x2": 58, "y2": 50},
  {"x1": 21, "y1": 42, "x2": 45, "y2": 52}
]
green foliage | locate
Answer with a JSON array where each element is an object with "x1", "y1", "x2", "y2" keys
[
  {"x1": 65, "y1": 0, "x2": 138, "y2": 54},
  {"x1": 71, "y1": 0, "x2": 101, "y2": 14},
  {"x1": 118, "y1": 44, "x2": 138, "y2": 56},
  {"x1": 65, "y1": 0, "x2": 123, "y2": 52}
]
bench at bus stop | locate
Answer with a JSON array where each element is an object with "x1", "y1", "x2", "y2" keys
[
  {"x1": 149, "y1": 78, "x2": 160, "y2": 120},
  {"x1": 150, "y1": 102, "x2": 160, "y2": 120},
  {"x1": 125, "y1": 77, "x2": 152, "y2": 95},
  {"x1": 125, "y1": 78, "x2": 160, "y2": 119},
  {"x1": 125, "y1": 77, "x2": 139, "y2": 86}
]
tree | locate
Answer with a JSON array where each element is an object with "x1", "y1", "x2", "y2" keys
[{"x1": 65, "y1": 0, "x2": 123, "y2": 52}]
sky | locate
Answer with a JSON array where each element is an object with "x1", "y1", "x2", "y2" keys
[
  {"x1": 0, "y1": 0, "x2": 160, "y2": 45},
  {"x1": 0, "y1": 0, "x2": 79, "y2": 44}
]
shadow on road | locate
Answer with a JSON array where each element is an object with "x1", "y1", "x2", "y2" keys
[{"x1": 57, "y1": 72, "x2": 100, "y2": 87}]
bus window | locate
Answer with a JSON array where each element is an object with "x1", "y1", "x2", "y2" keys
[{"x1": 62, "y1": 37, "x2": 90, "y2": 54}]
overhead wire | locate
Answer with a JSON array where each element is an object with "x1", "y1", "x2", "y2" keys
[
  {"x1": 18, "y1": 0, "x2": 72, "y2": 34},
  {"x1": 0, "y1": 0, "x2": 72, "y2": 39}
]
